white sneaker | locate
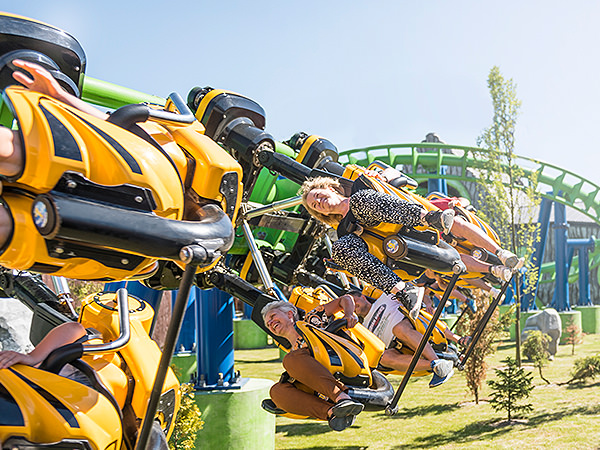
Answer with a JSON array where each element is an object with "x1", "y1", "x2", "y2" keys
[
  {"x1": 431, "y1": 359, "x2": 453, "y2": 378},
  {"x1": 489, "y1": 287, "x2": 501, "y2": 298},
  {"x1": 490, "y1": 265, "x2": 512, "y2": 282},
  {"x1": 496, "y1": 249, "x2": 524, "y2": 270}
]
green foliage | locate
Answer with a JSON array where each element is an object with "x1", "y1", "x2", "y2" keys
[
  {"x1": 168, "y1": 383, "x2": 203, "y2": 450},
  {"x1": 522, "y1": 330, "x2": 551, "y2": 362},
  {"x1": 568, "y1": 355, "x2": 600, "y2": 384},
  {"x1": 488, "y1": 356, "x2": 534, "y2": 421},
  {"x1": 66, "y1": 279, "x2": 103, "y2": 301},
  {"x1": 522, "y1": 330, "x2": 551, "y2": 383}
]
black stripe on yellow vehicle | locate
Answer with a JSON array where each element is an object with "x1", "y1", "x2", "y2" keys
[
  {"x1": 73, "y1": 114, "x2": 142, "y2": 175},
  {"x1": 38, "y1": 104, "x2": 82, "y2": 161},
  {"x1": 302, "y1": 324, "x2": 366, "y2": 370},
  {"x1": 9, "y1": 368, "x2": 79, "y2": 428},
  {"x1": 0, "y1": 381, "x2": 25, "y2": 426},
  {"x1": 336, "y1": 340, "x2": 367, "y2": 369}
]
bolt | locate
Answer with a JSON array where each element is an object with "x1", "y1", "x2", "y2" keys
[
  {"x1": 66, "y1": 180, "x2": 77, "y2": 189},
  {"x1": 134, "y1": 196, "x2": 143, "y2": 203}
]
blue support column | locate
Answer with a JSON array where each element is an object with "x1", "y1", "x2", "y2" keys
[
  {"x1": 194, "y1": 287, "x2": 235, "y2": 388},
  {"x1": 551, "y1": 202, "x2": 570, "y2": 311},
  {"x1": 428, "y1": 166, "x2": 448, "y2": 196},
  {"x1": 567, "y1": 237, "x2": 595, "y2": 306},
  {"x1": 242, "y1": 303, "x2": 253, "y2": 319}
]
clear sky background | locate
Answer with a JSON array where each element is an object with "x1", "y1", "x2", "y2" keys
[{"x1": 6, "y1": 1, "x2": 599, "y2": 185}]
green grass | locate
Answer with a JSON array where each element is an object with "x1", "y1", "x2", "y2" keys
[{"x1": 235, "y1": 334, "x2": 600, "y2": 449}]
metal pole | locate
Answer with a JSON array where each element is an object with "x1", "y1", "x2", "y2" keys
[
  {"x1": 240, "y1": 219, "x2": 280, "y2": 298},
  {"x1": 457, "y1": 274, "x2": 513, "y2": 370},
  {"x1": 243, "y1": 196, "x2": 303, "y2": 220},
  {"x1": 135, "y1": 263, "x2": 198, "y2": 450},
  {"x1": 385, "y1": 272, "x2": 461, "y2": 415},
  {"x1": 450, "y1": 304, "x2": 469, "y2": 332}
]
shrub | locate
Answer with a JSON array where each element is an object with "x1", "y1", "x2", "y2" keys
[
  {"x1": 488, "y1": 356, "x2": 534, "y2": 421},
  {"x1": 561, "y1": 355, "x2": 600, "y2": 385},
  {"x1": 169, "y1": 383, "x2": 204, "y2": 450},
  {"x1": 522, "y1": 330, "x2": 551, "y2": 384},
  {"x1": 460, "y1": 292, "x2": 514, "y2": 403}
]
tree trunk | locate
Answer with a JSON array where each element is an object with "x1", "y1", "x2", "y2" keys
[{"x1": 538, "y1": 366, "x2": 550, "y2": 384}]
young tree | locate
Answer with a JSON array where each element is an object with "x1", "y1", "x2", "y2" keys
[
  {"x1": 488, "y1": 356, "x2": 534, "y2": 422},
  {"x1": 476, "y1": 66, "x2": 541, "y2": 366},
  {"x1": 460, "y1": 291, "x2": 514, "y2": 403},
  {"x1": 563, "y1": 318, "x2": 585, "y2": 355},
  {"x1": 521, "y1": 330, "x2": 551, "y2": 384}
]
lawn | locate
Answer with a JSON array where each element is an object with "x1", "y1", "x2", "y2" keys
[{"x1": 234, "y1": 333, "x2": 600, "y2": 449}]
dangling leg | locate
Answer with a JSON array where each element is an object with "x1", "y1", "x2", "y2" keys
[
  {"x1": 379, "y1": 348, "x2": 432, "y2": 373},
  {"x1": 451, "y1": 217, "x2": 523, "y2": 269}
]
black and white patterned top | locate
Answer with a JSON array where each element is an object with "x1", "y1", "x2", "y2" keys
[{"x1": 331, "y1": 189, "x2": 423, "y2": 293}]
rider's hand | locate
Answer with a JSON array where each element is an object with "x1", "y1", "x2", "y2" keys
[
  {"x1": 344, "y1": 312, "x2": 359, "y2": 328},
  {"x1": 11, "y1": 59, "x2": 67, "y2": 101},
  {"x1": 363, "y1": 169, "x2": 386, "y2": 181},
  {"x1": 0, "y1": 350, "x2": 37, "y2": 369}
]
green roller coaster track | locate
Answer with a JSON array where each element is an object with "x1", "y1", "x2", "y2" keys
[
  {"x1": 340, "y1": 143, "x2": 600, "y2": 292},
  {"x1": 338, "y1": 143, "x2": 600, "y2": 226}
]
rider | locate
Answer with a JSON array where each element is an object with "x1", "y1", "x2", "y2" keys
[
  {"x1": 326, "y1": 289, "x2": 460, "y2": 387},
  {"x1": 0, "y1": 321, "x2": 86, "y2": 369},
  {"x1": 262, "y1": 300, "x2": 364, "y2": 432},
  {"x1": 301, "y1": 176, "x2": 457, "y2": 320}
]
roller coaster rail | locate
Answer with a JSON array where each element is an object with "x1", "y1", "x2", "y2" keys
[{"x1": 338, "y1": 142, "x2": 600, "y2": 226}]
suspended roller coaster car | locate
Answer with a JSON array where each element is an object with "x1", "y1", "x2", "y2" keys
[{"x1": 0, "y1": 12, "x2": 240, "y2": 449}]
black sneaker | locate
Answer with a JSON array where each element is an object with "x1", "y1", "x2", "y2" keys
[
  {"x1": 330, "y1": 399, "x2": 364, "y2": 418},
  {"x1": 424, "y1": 209, "x2": 455, "y2": 235},
  {"x1": 395, "y1": 287, "x2": 422, "y2": 321},
  {"x1": 328, "y1": 414, "x2": 356, "y2": 431},
  {"x1": 328, "y1": 399, "x2": 363, "y2": 431}
]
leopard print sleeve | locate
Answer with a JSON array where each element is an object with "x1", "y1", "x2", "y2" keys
[
  {"x1": 331, "y1": 233, "x2": 403, "y2": 293},
  {"x1": 349, "y1": 189, "x2": 423, "y2": 227}
]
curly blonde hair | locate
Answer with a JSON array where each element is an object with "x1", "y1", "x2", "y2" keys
[{"x1": 299, "y1": 177, "x2": 346, "y2": 227}]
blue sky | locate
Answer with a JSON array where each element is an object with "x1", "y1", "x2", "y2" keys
[{"x1": 7, "y1": 1, "x2": 600, "y2": 185}]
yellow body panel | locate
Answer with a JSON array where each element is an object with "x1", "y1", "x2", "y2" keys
[
  {"x1": 167, "y1": 124, "x2": 243, "y2": 223},
  {"x1": 5, "y1": 87, "x2": 185, "y2": 217},
  {"x1": 296, "y1": 134, "x2": 321, "y2": 163},
  {"x1": 295, "y1": 322, "x2": 372, "y2": 381},
  {"x1": 290, "y1": 286, "x2": 385, "y2": 370},
  {"x1": 84, "y1": 354, "x2": 129, "y2": 409},
  {"x1": 0, "y1": 365, "x2": 122, "y2": 449},
  {"x1": 79, "y1": 292, "x2": 180, "y2": 428},
  {"x1": 0, "y1": 86, "x2": 241, "y2": 280}
]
